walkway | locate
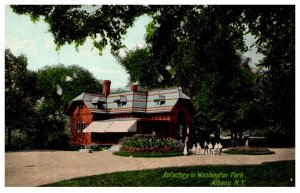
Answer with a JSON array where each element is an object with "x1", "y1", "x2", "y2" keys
[{"x1": 5, "y1": 148, "x2": 295, "y2": 186}]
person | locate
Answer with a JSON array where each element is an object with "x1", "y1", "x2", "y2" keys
[
  {"x1": 196, "y1": 143, "x2": 201, "y2": 155},
  {"x1": 214, "y1": 142, "x2": 219, "y2": 155},
  {"x1": 183, "y1": 136, "x2": 188, "y2": 156},
  {"x1": 208, "y1": 142, "x2": 213, "y2": 155},
  {"x1": 204, "y1": 141, "x2": 208, "y2": 155},
  {"x1": 192, "y1": 144, "x2": 196, "y2": 155},
  {"x1": 245, "y1": 139, "x2": 249, "y2": 148},
  {"x1": 218, "y1": 142, "x2": 223, "y2": 155}
]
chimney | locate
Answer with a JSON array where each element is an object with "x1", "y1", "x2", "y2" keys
[
  {"x1": 103, "y1": 80, "x2": 111, "y2": 97},
  {"x1": 131, "y1": 84, "x2": 138, "y2": 92}
]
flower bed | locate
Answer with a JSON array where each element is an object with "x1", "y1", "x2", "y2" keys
[
  {"x1": 119, "y1": 134, "x2": 184, "y2": 153},
  {"x1": 223, "y1": 146, "x2": 275, "y2": 155},
  {"x1": 113, "y1": 151, "x2": 183, "y2": 158}
]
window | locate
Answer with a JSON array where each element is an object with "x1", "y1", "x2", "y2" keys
[
  {"x1": 114, "y1": 95, "x2": 127, "y2": 107},
  {"x1": 82, "y1": 122, "x2": 86, "y2": 130},
  {"x1": 154, "y1": 95, "x2": 166, "y2": 105},
  {"x1": 79, "y1": 104, "x2": 83, "y2": 110},
  {"x1": 76, "y1": 122, "x2": 86, "y2": 134},
  {"x1": 97, "y1": 101, "x2": 106, "y2": 109},
  {"x1": 76, "y1": 123, "x2": 81, "y2": 134},
  {"x1": 93, "y1": 97, "x2": 106, "y2": 109},
  {"x1": 159, "y1": 95, "x2": 166, "y2": 105}
]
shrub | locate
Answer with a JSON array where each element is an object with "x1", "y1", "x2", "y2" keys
[
  {"x1": 113, "y1": 151, "x2": 183, "y2": 157},
  {"x1": 45, "y1": 131, "x2": 70, "y2": 150},
  {"x1": 119, "y1": 134, "x2": 184, "y2": 153},
  {"x1": 86, "y1": 144, "x2": 110, "y2": 151},
  {"x1": 223, "y1": 146, "x2": 275, "y2": 155},
  {"x1": 7, "y1": 130, "x2": 29, "y2": 150}
]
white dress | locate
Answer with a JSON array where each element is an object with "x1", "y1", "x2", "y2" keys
[
  {"x1": 183, "y1": 139, "x2": 188, "y2": 155},
  {"x1": 196, "y1": 144, "x2": 201, "y2": 155},
  {"x1": 192, "y1": 145, "x2": 196, "y2": 154}
]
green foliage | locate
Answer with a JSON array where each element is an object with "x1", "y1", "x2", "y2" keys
[
  {"x1": 119, "y1": 134, "x2": 184, "y2": 153},
  {"x1": 7, "y1": 130, "x2": 29, "y2": 149},
  {"x1": 223, "y1": 147, "x2": 275, "y2": 155},
  {"x1": 117, "y1": 48, "x2": 167, "y2": 89},
  {"x1": 243, "y1": 6, "x2": 295, "y2": 137},
  {"x1": 86, "y1": 144, "x2": 110, "y2": 151},
  {"x1": 5, "y1": 50, "x2": 102, "y2": 150},
  {"x1": 113, "y1": 151, "x2": 183, "y2": 158},
  {"x1": 193, "y1": 56, "x2": 261, "y2": 140},
  {"x1": 5, "y1": 49, "x2": 39, "y2": 148},
  {"x1": 43, "y1": 161, "x2": 295, "y2": 187},
  {"x1": 36, "y1": 64, "x2": 100, "y2": 116}
]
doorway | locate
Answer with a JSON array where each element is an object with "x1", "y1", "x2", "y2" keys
[{"x1": 177, "y1": 111, "x2": 186, "y2": 142}]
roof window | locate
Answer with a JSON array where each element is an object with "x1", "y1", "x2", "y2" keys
[
  {"x1": 114, "y1": 95, "x2": 127, "y2": 107},
  {"x1": 154, "y1": 95, "x2": 166, "y2": 105}
]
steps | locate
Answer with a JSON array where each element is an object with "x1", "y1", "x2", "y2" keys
[{"x1": 109, "y1": 145, "x2": 120, "y2": 151}]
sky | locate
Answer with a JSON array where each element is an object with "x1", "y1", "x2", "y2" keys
[
  {"x1": 5, "y1": 5, "x2": 263, "y2": 89},
  {"x1": 5, "y1": 6, "x2": 152, "y2": 88}
]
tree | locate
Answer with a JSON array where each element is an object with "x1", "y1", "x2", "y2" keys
[
  {"x1": 24, "y1": 64, "x2": 101, "y2": 149},
  {"x1": 193, "y1": 56, "x2": 261, "y2": 140},
  {"x1": 36, "y1": 64, "x2": 101, "y2": 117},
  {"x1": 5, "y1": 49, "x2": 102, "y2": 149},
  {"x1": 5, "y1": 49, "x2": 39, "y2": 148},
  {"x1": 243, "y1": 6, "x2": 295, "y2": 137},
  {"x1": 117, "y1": 47, "x2": 170, "y2": 89}
]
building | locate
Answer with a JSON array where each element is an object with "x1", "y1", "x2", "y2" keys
[{"x1": 65, "y1": 80, "x2": 195, "y2": 145}]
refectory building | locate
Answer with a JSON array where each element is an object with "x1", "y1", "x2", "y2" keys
[{"x1": 65, "y1": 80, "x2": 195, "y2": 145}]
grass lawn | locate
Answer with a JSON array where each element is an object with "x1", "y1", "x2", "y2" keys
[
  {"x1": 113, "y1": 151, "x2": 183, "y2": 157},
  {"x1": 43, "y1": 160, "x2": 295, "y2": 187}
]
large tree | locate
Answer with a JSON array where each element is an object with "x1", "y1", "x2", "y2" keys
[
  {"x1": 36, "y1": 64, "x2": 101, "y2": 117},
  {"x1": 5, "y1": 49, "x2": 39, "y2": 148},
  {"x1": 26, "y1": 64, "x2": 101, "y2": 149},
  {"x1": 243, "y1": 6, "x2": 295, "y2": 137},
  {"x1": 194, "y1": 56, "x2": 262, "y2": 140},
  {"x1": 5, "y1": 49, "x2": 102, "y2": 149}
]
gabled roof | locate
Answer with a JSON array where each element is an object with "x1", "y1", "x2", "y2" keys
[
  {"x1": 65, "y1": 87, "x2": 193, "y2": 115},
  {"x1": 179, "y1": 91, "x2": 191, "y2": 100},
  {"x1": 72, "y1": 92, "x2": 100, "y2": 102}
]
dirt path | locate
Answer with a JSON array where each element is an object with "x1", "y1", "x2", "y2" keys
[{"x1": 5, "y1": 148, "x2": 295, "y2": 187}]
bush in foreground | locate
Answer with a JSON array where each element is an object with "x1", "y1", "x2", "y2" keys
[{"x1": 119, "y1": 134, "x2": 184, "y2": 153}]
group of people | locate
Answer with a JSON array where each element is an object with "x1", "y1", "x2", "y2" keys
[{"x1": 191, "y1": 141, "x2": 223, "y2": 155}]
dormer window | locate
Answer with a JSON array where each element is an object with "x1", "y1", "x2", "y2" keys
[
  {"x1": 154, "y1": 95, "x2": 166, "y2": 105},
  {"x1": 114, "y1": 95, "x2": 127, "y2": 107},
  {"x1": 92, "y1": 96, "x2": 106, "y2": 110}
]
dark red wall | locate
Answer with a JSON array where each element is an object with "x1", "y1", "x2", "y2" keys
[
  {"x1": 70, "y1": 102, "x2": 93, "y2": 145},
  {"x1": 68, "y1": 99, "x2": 194, "y2": 145}
]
